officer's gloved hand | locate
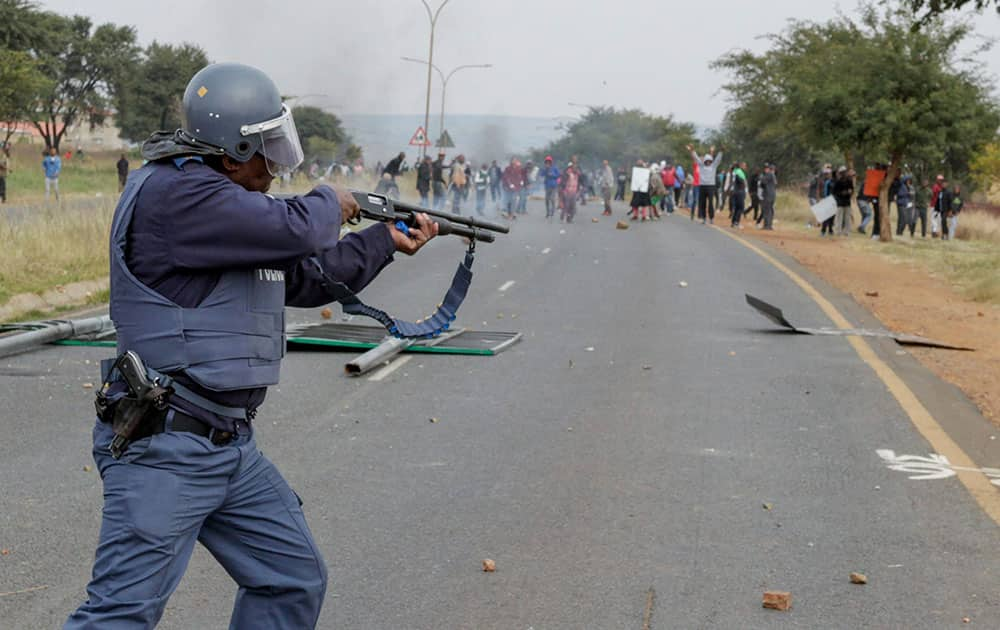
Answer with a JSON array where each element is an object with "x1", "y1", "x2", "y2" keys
[
  {"x1": 389, "y1": 212, "x2": 438, "y2": 256},
  {"x1": 335, "y1": 188, "x2": 360, "y2": 224}
]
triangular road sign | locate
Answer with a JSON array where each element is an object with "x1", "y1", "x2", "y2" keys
[
  {"x1": 436, "y1": 129, "x2": 455, "y2": 148},
  {"x1": 409, "y1": 126, "x2": 431, "y2": 146}
]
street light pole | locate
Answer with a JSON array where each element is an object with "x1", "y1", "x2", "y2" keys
[
  {"x1": 419, "y1": 0, "x2": 451, "y2": 158},
  {"x1": 402, "y1": 57, "x2": 492, "y2": 147}
]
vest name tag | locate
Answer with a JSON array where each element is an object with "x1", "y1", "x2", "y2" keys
[{"x1": 257, "y1": 269, "x2": 285, "y2": 282}]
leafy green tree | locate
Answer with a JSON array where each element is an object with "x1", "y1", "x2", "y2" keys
[
  {"x1": 534, "y1": 107, "x2": 697, "y2": 170},
  {"x1": 115, "y1": 42, "x2": 209, "y2": 142},
  {"x1": 291, "y1": 105, "x2": 355, "y2": 161},
  {"x1": 0, "y1": 5, "x2": 139, "y2": 150},
  {"x1": 901, "y1": 0, "x2": 999, "y2": 26},
  {"x1": 0, "y1": 0, "x2": 42, "y2": 50},
  {"x1": 0, "y1": 48, "x2": 48, "y2": 145},
  {"x1": 713, "y1": 5, "x2": 999, "y2": 241}
]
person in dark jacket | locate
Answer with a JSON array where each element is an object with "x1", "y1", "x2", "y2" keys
[
  {"x1": 895, "y1": 175, "x2": 915, "y2": 236},
  {"x1": 832, "y1": 167, "x2": 855, "y2": 236},
  {"x1": 64, "y1": 63, "x2": 439, "y2": 629},
  {"x1": 819, "y1": 168, "x2": 835, "y2": 236},
  {"x1": 431, "y1": 151, "x2": 447, "y2": 211},
  {"x1": 945, "y1": 183, "x2": 964, "y2": 241},
  {"x1": 935, "y1": 178, "x2": 953, "y2": 240},
  {"x1": 116, "y1": 153, "x2": 130, "y2": 192},
  {"x1": 416, "y1": 155, "x2": 432, "y2": 206}
]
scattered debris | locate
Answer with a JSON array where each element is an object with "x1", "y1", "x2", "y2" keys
[
  {"x1": 568, "y1": 359, "x2": 574, "y2": 368},
  {"x1": 566, "y1": 427, "x2": 573, "y2": 432},
  {"x1": 963, "y1": 616, "x2": 971, "y2": 623},
  {"x1": 746, "y1": 294, "x2": 975, "y2": 351},
  {"x1": 559, "y1": 229, "x2": 566, "y2": 235},
  {"x1": 0, "y1": 548, "x2": 9, "y2": 555},
  {"x1": 762, "y1": 503, "x2": 773, "y2": 510},
  {"x1": 615, "y1": 221, "x2": 629, "y2": 230},
  {"x1": 642, "y1": 365, "x2": 652, "y2": 370},
  {"x1": 762, "y1": 591, "x2": 791, "y2": 611},
  {"x1": 678, "y1": 281, "x2": 688, "y2": 288},
  {"x1": 0, "y1": 584, "x2": 48, "y2": 598},
  {"x1": 978, "y1": 312, "x2": 984, "y2": 317},
  {"x1": 865, "y1": 291, "x2": 880, "y2": 298},
  {"x1": 729, "y1": 351, "x2": 736, "y2": 357},
  {"x1": 849, "y1": 572, "x2": 868, "y2": 584},
  {"x1": 497, "y1": 313, "x2": 504, "y2": 319},
  {"x1": 642, "y1": 587, "x2": 656, "y2": 630},
  {"x1": 482, "y1": 558, "x2": 496, "y2": 572},
  {"x1": 591, "y1": 217, "x2": 600, "y2": 223},
  {"x1": 320, "y1": 307, "x2": 333, "y2": 319},
  {"x1": 81, "y1": 382, "x2": 93, "y2": 390},
  {"x1": 83, "y1": 465, "x2": 92, "y2": 472},
  {"x1": 429, "y1": 417, "x2": 439, "y2": 424}
]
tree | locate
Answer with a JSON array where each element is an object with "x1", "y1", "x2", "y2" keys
[
  {"x1": 291, "y1": 105, "x2": 354, "y2": 161},
  {"x1": 0, "y1": 48, "x2": 48, "y2": 145},
  {"x1": 533, "y1": 107, "x2": 697, "y2": 170},
  {"x1": 901, "y1": 0, "x2": 1000, "y2": 26},
  {"x1": 115, "y1": 42, "x2": 209, "y2": 142},
  {"x1": 713, "y1": 5, "x2": 1000, "y2": 241},
  {"x1": 0, "y1": 6, "x2": 139, "y2": 150},
  {"x1": 970, "y1": 141, "x2": 1000, "y2": 201},
  {"x1": 709, "y1": 97, "x2": 832, "y2": 183}
]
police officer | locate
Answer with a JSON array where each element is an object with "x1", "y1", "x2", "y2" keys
[{"x1": 65, "y1": 63, "x2": 438, "y2": 629}]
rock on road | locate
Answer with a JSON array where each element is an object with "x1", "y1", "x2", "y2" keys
[{"x1": 1, "y1": 198, "x2": 998, "y2": 629}]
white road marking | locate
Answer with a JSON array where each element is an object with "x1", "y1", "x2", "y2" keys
[
  {"x1": 876, "y1": 449, "x2": 1000, "y2": 485},
  {"x1": 498, "y1": 280, "x2": 515, "y2": 292},
  {"x1": 541, "y1": 247, "x2": 551, "y2": 254},
  {"x1": 368, "y1": 356, "x2": 413, "y2": 382}
]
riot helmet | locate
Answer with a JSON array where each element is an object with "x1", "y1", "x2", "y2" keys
[{"x1": 181, "y1": 63, "x2": 303, "y2": 177}]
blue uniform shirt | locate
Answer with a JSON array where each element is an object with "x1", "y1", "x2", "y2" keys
[{"x1": 125, "y1": 159, "x2": 396, "y2": 428}]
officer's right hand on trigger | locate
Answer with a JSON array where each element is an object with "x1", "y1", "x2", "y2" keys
[{"x1": 335, "y1": 187, "x2": 360, "y2": 224}]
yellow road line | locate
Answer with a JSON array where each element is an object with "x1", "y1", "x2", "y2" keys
[{"x1": 715, "y1": 226, "x2": 1000, "y2": 526}]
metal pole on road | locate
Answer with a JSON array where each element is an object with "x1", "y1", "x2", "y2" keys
[
  {"x1": 0, "y1": 316, "x2": 113, "y2": 359},
  {"x1": 401, "y1": 57, "x2": 492, "y2": 147},
  {"x1": 418, "y1": 0, "x2": 451, "y2": 159}
]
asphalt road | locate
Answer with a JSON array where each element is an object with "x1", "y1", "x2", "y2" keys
[{"x1": 1, "y1": 197, "x2": 998, "y2": 629}]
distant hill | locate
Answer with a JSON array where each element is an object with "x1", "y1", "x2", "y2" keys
[{"x1": 339, "y1": 114, "x2": 566, "y2": 165}]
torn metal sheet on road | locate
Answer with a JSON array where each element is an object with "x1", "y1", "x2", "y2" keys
[{"x1": 745, "y1": 294, "x2": 974, "y2": 351}]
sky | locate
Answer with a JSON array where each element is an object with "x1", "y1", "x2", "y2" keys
[{"x1": 38, "y1": 0, "x2": 1000, "y2": 129}]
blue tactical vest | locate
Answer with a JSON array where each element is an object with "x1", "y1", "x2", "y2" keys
[{"x1": 109, "y1": 162, "x2": 285, "y2": 392}]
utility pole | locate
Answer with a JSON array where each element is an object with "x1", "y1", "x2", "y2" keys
[
  {"x1": 418, "y1": 0, "x2": 452, "y2": 159},
  {"x1": 402, "y1": 57, "x2": 492, "y2": 148}
]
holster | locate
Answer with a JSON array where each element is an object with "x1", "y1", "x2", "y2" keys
[{"x1": 96, "y1": 351, "x2": 173, "y2": 458}]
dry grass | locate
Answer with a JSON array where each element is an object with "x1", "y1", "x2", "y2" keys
[
  {"x1": 955, "y1": 210, "x2": 1000, "y2": 244},
  {"x1": 0, "y1": 200, "x2": 115, "y2": 304}
]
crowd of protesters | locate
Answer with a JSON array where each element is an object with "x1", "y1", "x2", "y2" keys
[
  {"x1": 367, "y1": 146, "x2": 970, "y2": 245},
  {"x1": 806, "y1": 163, "x2": 965, "y2": 241}
]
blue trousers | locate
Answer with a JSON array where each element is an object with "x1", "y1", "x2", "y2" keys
[{"x1": 66, "y1": 418, "x2": 327, "y2": 629}]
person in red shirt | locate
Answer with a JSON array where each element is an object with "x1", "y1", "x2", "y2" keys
[
  {"x1": 688, "y1": 161, "x2": 701, "y2": 220},
  {"x1": 660, "y1": 163, "x2": 676, "y2": 213},
  {"x1": 862, "y1": 163, "x2": 888, "y2": 238}
]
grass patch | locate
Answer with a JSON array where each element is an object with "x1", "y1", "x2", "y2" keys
[
  {"x1": 0, "y1": 200, "x2": 115, "y2": 303},
  {"x1": 4, "y1": 146, "x2": 123, "y2": 203}
]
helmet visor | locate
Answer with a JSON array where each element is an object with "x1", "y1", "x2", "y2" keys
[{"x1": 241, "y1": 104, "x2": 304, "y2": 177}]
